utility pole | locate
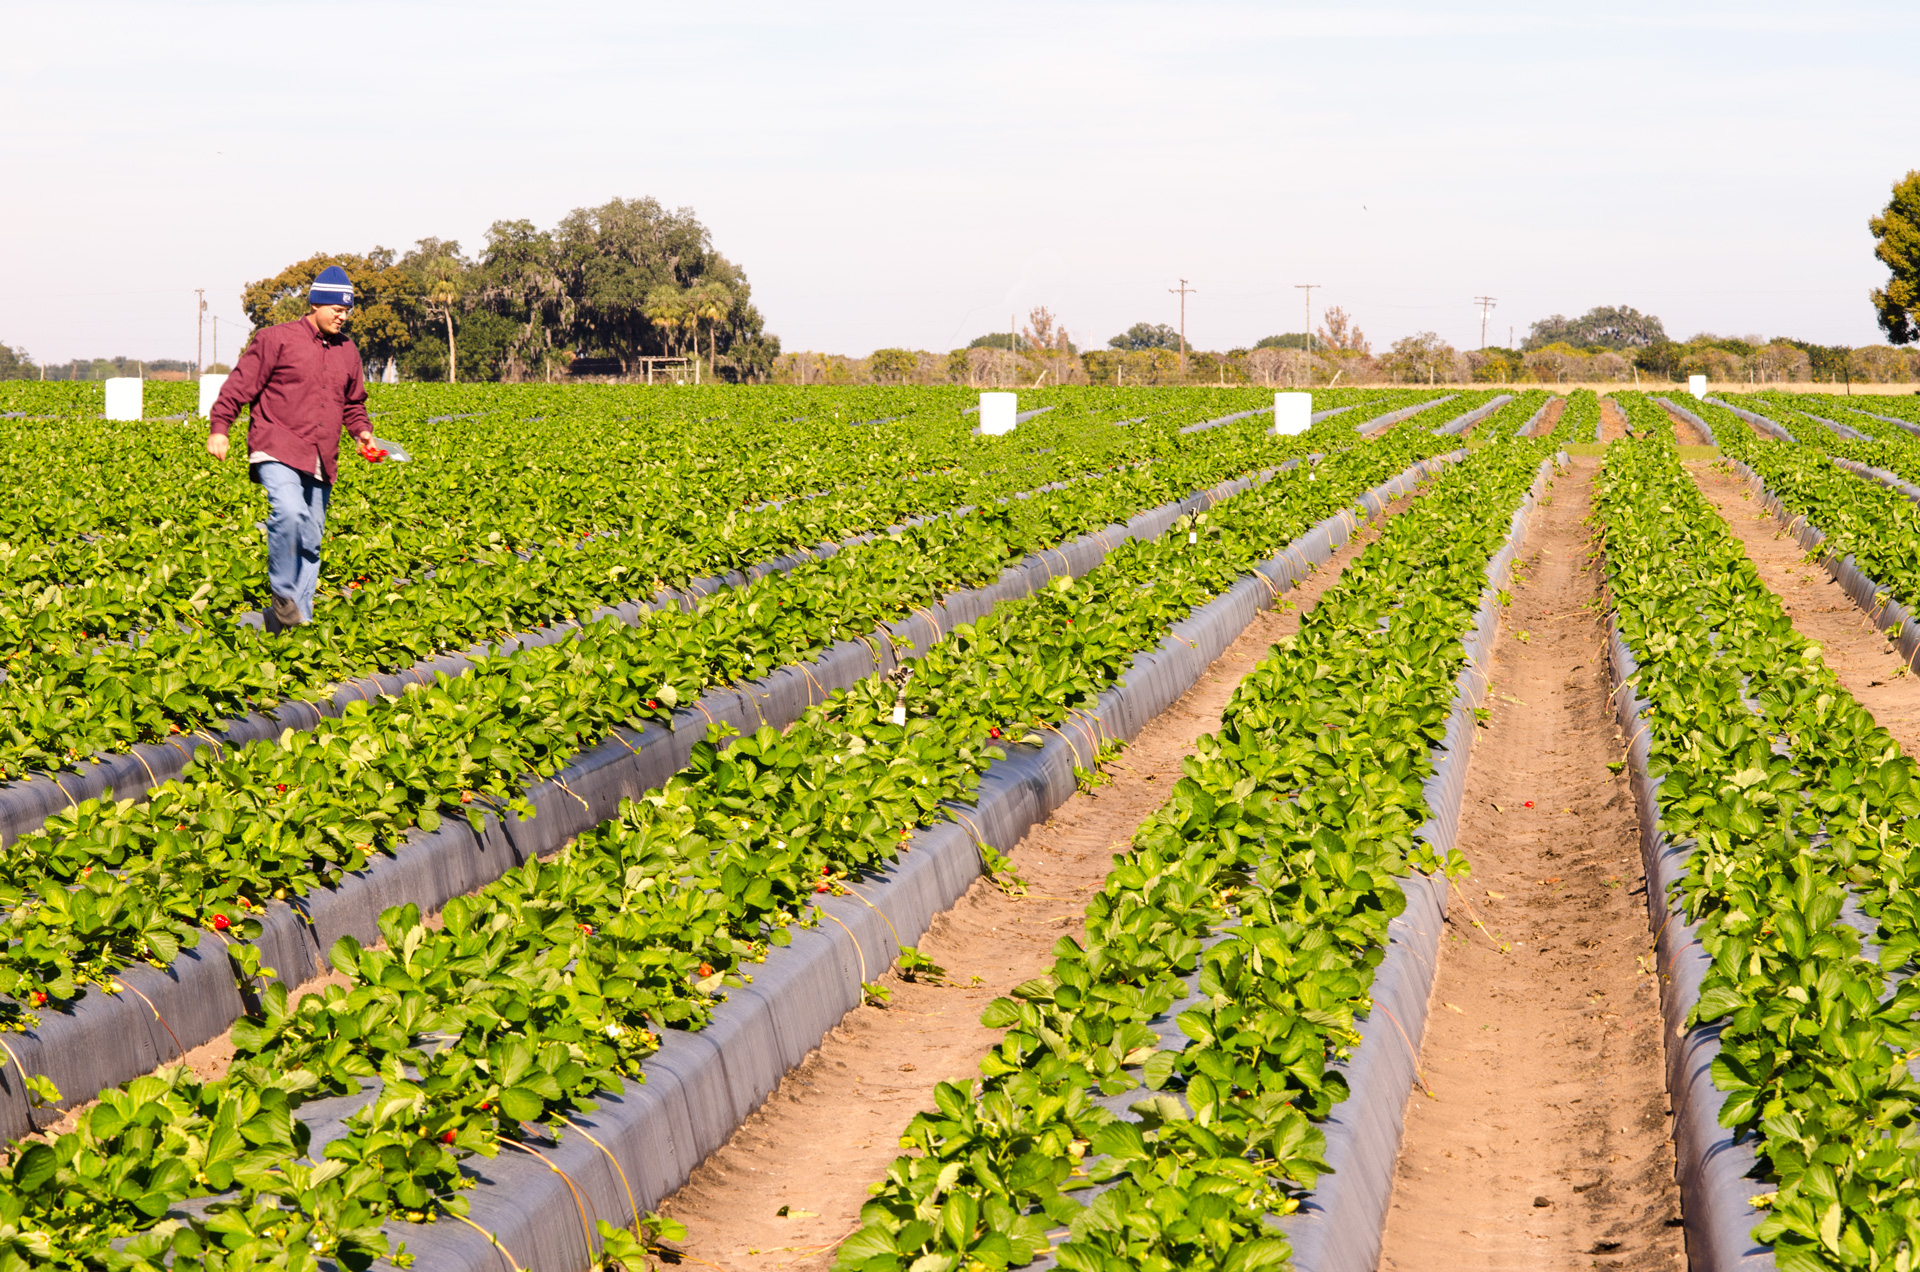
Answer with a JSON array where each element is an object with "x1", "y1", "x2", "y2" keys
[
  {"x1": 195, "y1": 289, "x2": 206, "y2": 377},
  {"x1": 1168, "y1": 279, "x2": 1195, "y2": 378},
  {"x1": 1474, "y1": 296, "x2": 1497, "y2": 350},
  {"x1": 212, "y1": 316, "x2": 218, "y2": 371},
  {"x1": 1294, "y1": 284, "x2": 1319, "y2": 355}
]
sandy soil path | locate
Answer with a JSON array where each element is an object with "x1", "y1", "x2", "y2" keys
[
  {"x1": 656, "y1": 488, "x2": 1426, "y2": 1271},
  {"x1": 1376, "y1": 457, "x2": 1685, "y2": 1271},
  {"x1": 1599, "y1": 398, "x2": 1629, "y2": 441},
  {"x1": 1525, "y1": 397, "x2": 1566, "y2": 437},
  {"x1": 1667, "y1": 406, "x2": 1711, "y2": 446}
]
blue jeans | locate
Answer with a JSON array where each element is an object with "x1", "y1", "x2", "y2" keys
[{"x1": 254, "y1": 461, "x2": 331, "y2": 620}]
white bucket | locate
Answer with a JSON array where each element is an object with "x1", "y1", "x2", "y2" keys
[
  {"x1": 1273, "y1": 392, "x2": 1312, "y2": 436},
  {"x1": 1687, "y1": 374, "x2": 1707, "y2": 399},
  {"x1": 104, "y1": 377, "x2": 142, "y2": 421},
  {"x1": 978, "y1": 392, "x2": 1017, "y2": 436},
  {"x1": 197, "y1": 374, "x2": 228, "y2": 418}
]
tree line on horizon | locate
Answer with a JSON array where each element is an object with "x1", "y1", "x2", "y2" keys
[
  {"x1": 6, "y1": 170, "x2": 1917, "y2": 386},
  {"x1": 777, "y1": 302, "x2": 1920, "y2": 389}
]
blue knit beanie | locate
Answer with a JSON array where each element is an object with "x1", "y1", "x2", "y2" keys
[{"x1": 308, "y1": 265, "x2": 354, "y2": 307}]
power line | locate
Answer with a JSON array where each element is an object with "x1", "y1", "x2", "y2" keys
[
  {"x1": 1474, "y1": 295, "x2": 1497, "y2": 349},
  {"x1": 1168, "y1": 279, "x2": 1195, "y2": 377}
]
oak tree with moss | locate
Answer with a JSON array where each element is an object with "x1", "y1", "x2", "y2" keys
[{"x1": 1871, "y1": 169, "x2": 1920, "y2": 344}]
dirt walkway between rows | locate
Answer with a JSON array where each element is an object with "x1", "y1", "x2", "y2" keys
[
  {"x1": 1378, "y1": 457, "x2": 1685, "y2": 1272},
  {"x1": 658, "y1": 487, "x2": 1429, "y2": 1272},
  {"x1": 1668, "y1": 408, "x2": 1711, "y2": 447},
  {"x1": 1688, "y1": 460, "x2": 1920, "y2": 756},
  {"x1": 1600, "y1": 398, "x2": 1629, "y2": 441},
  {"x1": 1526, "y1": 397, "x2": 1567, "y2": 437}
]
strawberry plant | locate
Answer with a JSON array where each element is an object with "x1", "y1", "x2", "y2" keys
[
  {"x1": 0, "y1": 412, "x2": 1456, "y2": 1269},
  {"x1": 837, "y1": 435, "x2": 1558, "y2": 1271},
  {"x1": 1597, "y1": 423, "x2": 1920, "y2": 1271},
  {"x1": 0, "y1": 391, "x2": 1343, "y2": 781}
]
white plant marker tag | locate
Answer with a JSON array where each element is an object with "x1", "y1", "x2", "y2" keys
[
  {"x1": 978, "y1": 392, "x2": 1017, "y2": 435},
  {"x1": 1189, "y1": 532, "x2": 1197, "y2": 544},
  {"x1": 1273, "y1": 391, "x2": 1311, "y2": 436},
  {"x1": 197, "y1": 374, "x2": 228, "y2": 418},
  {"x1": 104, "y1": 377, "x2": 142, "y2": 421},
  {"x1": 891, "y1": 705, "x2": 906, "y2": 726},
  {"x1": 1688, "y1": 374, "x2": 1707, "y2": 399}
]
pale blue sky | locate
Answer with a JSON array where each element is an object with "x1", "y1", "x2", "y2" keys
[{"x1": 3, "y1": 1, "x2": 1915, "y2": 364}]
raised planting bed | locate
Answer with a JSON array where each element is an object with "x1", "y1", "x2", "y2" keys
[
  {"x1": 1596, "y1": 426, "x2": 1920, "y2": 1271},
  {"x1": 0, "y1": 435, "x2": 1463, "y2": 1271},
  {"x1": 0, "y1": 447, "x2": 1375, "y2": 1142},
  {"x1": 825, "y1": 434, "x2": 1568, "y2": 1272}
]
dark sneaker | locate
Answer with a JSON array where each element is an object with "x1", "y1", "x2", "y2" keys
[{"x1": 266, "y1": 595, "x2": 305, "y2": 632}]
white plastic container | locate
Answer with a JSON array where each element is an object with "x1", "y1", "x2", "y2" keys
[
  {"x1": 104, "y1": 377, "x2": 142, "y2": 421},
  {"x1": 197, "y1": 374, "x2": 228, "y2": 418},
  {"x1": 1273, "y1": 392, "x2": 1312, "y2": 436},
  {"x1": 1687, "y1": 374, "x2": 1707, "y2": 399},
  {"x1": 978, "y1": 391, "x2": 1017, "y2": 436}
]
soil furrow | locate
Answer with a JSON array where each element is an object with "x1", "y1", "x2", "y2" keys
[
  {"x1": 1600, "y1": 398, "x2": 1629, "y2": 441},
  {"x1": 1377, "y1": 457, "x2": 1685, "y2": 1271},
  {"x1": 655, "y1": 489, "x2": 1427, "y2": 1271},
  {"x1": 1525, "y1": 398, "x2": 1567, "y2": 438},
  {"x1": 1687, "y1": 459, "x2": 1920, "y2": 757}
]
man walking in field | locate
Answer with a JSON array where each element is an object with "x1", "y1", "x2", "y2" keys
[{"x1": 207, "y1": 265, "x2": 382, "y2": 631}]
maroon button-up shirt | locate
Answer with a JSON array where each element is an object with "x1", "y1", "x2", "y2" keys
[{"x1": 209, "y1": 317, "x2": 371, "y2": 483}]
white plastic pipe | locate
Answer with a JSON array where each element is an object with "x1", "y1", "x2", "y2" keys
[
  {"x1": 197, "y1": 374, "x2": 228, "y2": 418},
  {"x1": 978, "y1": 391, "x2": 1017, "y2": 436},
  {"x1": 1273, "y1": 391, "x2": 1312, "y2": 436},
  {"x1": 104, "y1": 377, "x2": 142, "y2": 421},
  {"x1": 1688, "y1": 374, "x2": 1707, "y2": 399}
]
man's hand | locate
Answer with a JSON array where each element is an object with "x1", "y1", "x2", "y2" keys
[
  {"x1": 357, "y1": 433, "x2": 388, "y2": 464},
  {"x1": 206, "y1": 434, "x2": 229, "y2": 461}
]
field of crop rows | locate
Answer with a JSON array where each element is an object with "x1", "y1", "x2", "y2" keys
[{"x1": 7, "y1": 379, "x2": 1920, "y2": 1272}]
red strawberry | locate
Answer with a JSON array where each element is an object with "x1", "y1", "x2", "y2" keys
[
  {"x1": 479, "y1": 1102, "x2": 491, "y2": 1111},
  {"x1": 697, "y1": 962, "x2": 714, "y2": 977},
  {"x1": 29, "y1": 991, "x2": 46, "y2": 1007},
  {"x1": 988, "y1": 727, "x2": 1001, "y2": 738},
  {"x1": 460, "y1": 791, "x2": 473, "y2": 804},
  {"x1": 275, "y1": 784, "x2": 287, "y2": 793},
  {"x1": 1524, "y1": 800, "x2": 1534, "y2": 809},
  {"x1": 580, "y1": 924, "x2": 594, "y2": 936},
  {"x1": 211, "y1": 914, "x2": 230, "y2": 931},
  {"x1": 440, "y1": 1131, "x2": 456, "y2": 1144},
  {"x1": 646, "y1": 699, "x2": 658, "y2": 709},
  {"x1": 815, "y1": 882, "x2": 829, "y2": 893}
]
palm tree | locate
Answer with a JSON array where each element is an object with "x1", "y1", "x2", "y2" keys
[
  {"x1": 643, "y1": 286, "x2": 690, "y2": 359},
  {"x1": 420, "y1": 255, "x2": 464, "y2": 382},
  {"x1": 691, "y1": 282, "x2": 732, "y2": 377}
]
